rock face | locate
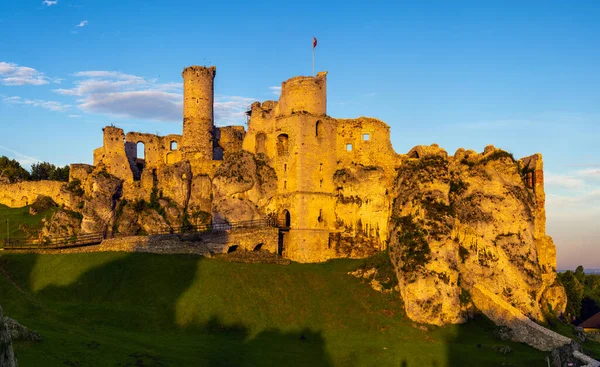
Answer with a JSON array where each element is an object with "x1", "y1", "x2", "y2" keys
[
  {"x1": 212, "y1": 151, "x2": 277, "y2": 223},
  {"x1": 0, "y1": 306, "x2": 17, "y2": 367},
  {"x1": 388, "y1": 147, "x2": 565, "y2": 325}
]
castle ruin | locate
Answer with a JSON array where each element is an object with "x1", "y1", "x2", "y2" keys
[{"x1": 85, "y1": 66, "x2": 400, "y2": 262}]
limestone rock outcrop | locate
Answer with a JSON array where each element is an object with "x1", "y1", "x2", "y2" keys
[
  {"x1": 0, "y1": 306, "x2": 17, "y2": 367},
  {"x1": 81, "y1": 166, "x2": 123, "y2": 233},
  {"x1": 388, "y1": 147, "x2": 565, "y2": 325},
  {"x1": 212, "y1": 151, "x2": 277, "y2": 223}
]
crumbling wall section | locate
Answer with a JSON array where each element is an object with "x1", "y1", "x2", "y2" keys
[
  {"x1": 335, "y1": 117, "x2": 400, "y2": 177},
  {"x1": 69, "y1": 164, "x2": 94, "y2": 183},
  {"x1": 0, "y1": 181, "x2": 67, "y2": 208},
  {"x1": 215, "y1": 126, "x2": 245, "y2": 159},
  {"x1": 96, "y1": 126, "x2": 133, "y2": 183}
]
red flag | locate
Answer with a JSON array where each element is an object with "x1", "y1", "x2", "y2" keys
[{"x1": 313, "y1": 37, "x2": 317, "y2": 49}]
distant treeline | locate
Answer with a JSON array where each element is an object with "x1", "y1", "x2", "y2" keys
[
  {"x1": 559, "y1": 265, "x2": 600, "y2": 323},
  {"x1": 0, "y1": 156, "x2": 69, "y2": 183}
]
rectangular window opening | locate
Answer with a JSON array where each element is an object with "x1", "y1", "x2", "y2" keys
[
  {"x1": 346, "y1": 143, "x2": 353, "y2": 152},
  {"x1": 363, "y1": 133, "x2": 370, "y2": 141}
]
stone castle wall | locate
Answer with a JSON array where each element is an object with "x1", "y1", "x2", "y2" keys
[{"x1": 0, "y1": 180, "x2": 67, "y2": 207}]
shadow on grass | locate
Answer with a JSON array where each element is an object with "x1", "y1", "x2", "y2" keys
[{"x1": 0, "y1": 252, "x2": 333, "y2": 366}]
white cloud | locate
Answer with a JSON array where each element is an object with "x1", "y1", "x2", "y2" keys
[
  {"x1": 545, "y1": 173, "x2": 585, "y2": 190},
  {"x1": 68, "y1": 114, "x2": 81, "y2": 118},
  {"x1": 54, "y1": 71, "x2": 254, "y2": 124},
  {"x1": 214, "y1": 96, "x2": 254, "y2": 125},
  {"x1": 269, "y1": 86, "x2": 281, "y2": 96},
  {"x1": 79, "y1": 90, "x2": 182, "y2": 121},
  {"x1": 0, "y1": 61, "x2": 50, "y2": 86},
  {"x1": 2, "y1": 96, "x2": 70, "y2": 112},
  {"x1": 76, "y1": 20, "x2": 88, "y2": 28},
  {"x1": 43, "y1": 0, "x2": 58, "y2": 6},
  {"x1": 577, "y1": 168, "x2": 600, "y2": 178},
  {"x1": 0, "y1": 145, "x2": 40, "y2": 168}
]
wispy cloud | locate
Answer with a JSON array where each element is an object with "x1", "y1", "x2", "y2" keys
[
  {"x1": 54, "y1": 71, "x2": 253, "y2": 124},
  {"x1": 269, "y1": 86, "x2": 281, "y2": 96},
  {"x1": 76, "y1": 20, "x2": 88, "y2": 28},
  {"x1": 2, "y1": 96, "x2": 70, "y2": 112},
  {"x1": 0, "y1": 61, "x2": 51, "y2": 86},
  {"x1": 42, "y1": 0, "x2": 58, "y2": 6},
  {"x1": 545, "y1": 173, "x2": 585, "y2": 190},
  {"x1": 0, "y1": 145, "x2": 40, "y2": 168},
  {"x1": 214, "y1": 96, "x2": 254, "y2": 125}
]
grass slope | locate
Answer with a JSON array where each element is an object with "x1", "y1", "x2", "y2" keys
[
  {"x1": 0, "y1": 252, "x2": 552, "y2": 367},
  {"x1": 0, "y1": 203, "x2": 55, "y2": 241}
]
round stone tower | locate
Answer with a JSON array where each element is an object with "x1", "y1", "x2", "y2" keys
[
  {"x1": 181, "y1": 65, "x2": 216, "y2": 160},
  {"x1": 277, "y1": 71, "x2": 327, "y2": 117}
]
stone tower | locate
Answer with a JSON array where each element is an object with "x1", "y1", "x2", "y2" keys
[{"x1": 181, "y1": 65, "x2": 216, "y2": 160}]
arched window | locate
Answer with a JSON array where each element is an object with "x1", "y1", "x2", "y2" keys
[
  {"x1": 170, "y1": 141, "x2": 178, "y2": 151},
  {"x1": 279, "y1": 209, "x2": 291, "y2": 228},
  {"x1": 137, "y1": 142, "x2": 145, "y2": 160},
  {"x1": 277, "y1": 134, "x2": 289, "y2": 156},
  {"x1": 256, "y1": 133, "x2": 267, "y2": 156},
  {"x1": 315, "y1": 120, "x2": 323, "y2": 137}
]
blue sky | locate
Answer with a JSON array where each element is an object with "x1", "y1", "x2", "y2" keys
[{"x1": 0, "y1": 0, "x2": 598, "y2": 268}]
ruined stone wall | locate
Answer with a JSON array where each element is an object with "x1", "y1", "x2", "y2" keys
[
  {"x1": 96, "y1": 227, "x2": 278, "y2": 255},
  {"x1": 0, "y1": 181, "x2": 67, "y2": 208},
  {"x1": 335, "y1": 117, "x2": 400, "y2": 177},
  {"x1": 471, "y1": 284, "x2": 571, "y2": 351},
  {"x1": 216, "y1": 126, "x2": 245, "y2": 159},
  {"x1": 276, "y1": 72, "x2": 327, "y2": 117},
  {"x1": 95, "y1": 126, "x2": 133, "y2": 183},
  {"x1": 126, "y1": 132, "x2": 163, "y2": 171},
  {"x1": 163, "y1": 134, "x2": 183, "y2": 165},
  {"x1": 181, "y1": 66, "x2": 215, "y2": 161},
  {"x1": 69, "y1": 164, "x2": 94, "y2": 183}
]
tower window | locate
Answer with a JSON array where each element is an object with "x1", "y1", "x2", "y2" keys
[
  {"x1": 284, "y1": 164, "x2": 287, "y2": 172},
  {"x1": 316, "y1": 120, "x2": 323, "y2": 137},
  {"x1": 320, "y1": 179, "x2": 323, "y2": 188},
  {"x1": 363, "y1": 133, "x2": 370, "y2": 141},
  {"x1": 170, "y1": 141, "x2": 178, "y2": 151},
  {"x1": 346, "y1": 144, "x2": 353, "y2": 152},
  {"x1": 277, "y1": 134, "x2": 289, "y2": 155},
  {"x1": 284, "y1": 181, "x2": 287, "y2": 189},
  {"x1": 318, "y1": 209, "x2": 323, "y2": 223},
  {"x1": 137, "y1": 142, "x2": 145, "y2": 159},
  {"x1": 319, "y1": 163, "x2": 323, "y2": 171}
]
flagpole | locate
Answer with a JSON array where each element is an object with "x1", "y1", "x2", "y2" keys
[{"x1": 312, "y1": 43, "x2": 314, "y2": 76}]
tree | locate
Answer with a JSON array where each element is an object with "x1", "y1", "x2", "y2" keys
[
  {"x1": 575, "y1": 265, "x2": 586, "y2": 284},
  {"x1": 0, "y1": 156, "x2": 31, "y2": 183},
  {"x1": 31, "y1": 162, "x2": 69, "y2": 182},
  {"x1": 558, "y1": 270, "x2": 584, "y2": 319}
]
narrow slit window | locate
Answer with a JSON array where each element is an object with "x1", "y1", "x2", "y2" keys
[{"x1": 284, "y1": 181, "x2": 287, "y2": 189}]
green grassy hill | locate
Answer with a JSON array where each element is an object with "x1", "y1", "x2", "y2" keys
[
  {"x1": 0, "y1": 252, "x2": 552, "y2": 367},
  {"x1": 0, "y1": 203, "x2": 597, "y2": 366}
]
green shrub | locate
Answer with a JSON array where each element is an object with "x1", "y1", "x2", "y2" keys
[{"x1": 65, "y1": 179, "x2": 84, "y2": 196}]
